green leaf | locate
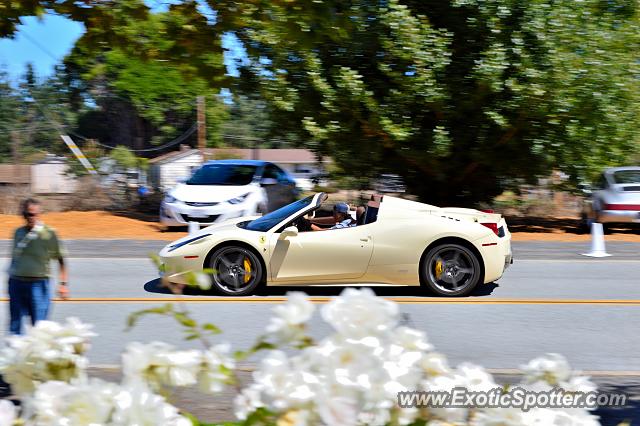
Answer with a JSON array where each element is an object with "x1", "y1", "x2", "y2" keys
[{"x1": 202, "y1": 323, "x2": 221, "y2": 334}]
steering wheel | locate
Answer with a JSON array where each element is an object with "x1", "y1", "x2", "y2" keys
[{"x1": 292, "y1": 216, "x2": 312, "y2": 232}]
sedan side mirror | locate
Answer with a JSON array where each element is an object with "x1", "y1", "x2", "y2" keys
[
  {"x1": 260, "y1": 177, "x2": 278, "y2": 186},
  {"x1": 280, "y1": 226, "x2": 298, "y2": 239},
  {"x1": 577, "y1": 183, "x2": 592, "y2": 195}
]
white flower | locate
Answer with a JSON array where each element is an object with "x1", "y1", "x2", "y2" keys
[
  {"x1": 0, "y1": 400, "x2": 16, "y2": 426},
  {"x1": 471, "y1": 407, "x2": 535, "y2": 426},
  {"x1": 194, "y1": 272, "x2": 212, "y2": 290},
  {"x1": 316, "y1": 395, "x2": 359, "y2": 426},
  {"x1": 111, "y1": 382, "x2": 192, "y2": 426},
  {"x1": 321, "y1": 288, "x2": 398, "y2": 338},
  {"x1": 265, "y1": 292, "x2": 314, "y2": 344},
  {"x1": 122, "y1": 342, "x2": 201, "y2": 389},
  {"x1": 234, "y1": 384, "x2": 265, "y2": 420},
  {"x1": 523, "y1": 408, "x2": 600, "y2": 426},
  {"x1": 420, "y1": 352, "x2": 451, "y2": 377},
  {"x1": 251, "y1": 351, "x2": 318, "y2": 411},
  {"x1": 198, "y1": 343, "x2": 235, "y2": 394},
  {"x1": 561, "y1": 375, "x2": 597, "y2": 394},
  {"x1": 391, "y1": 327, "x2": 433, "y2": 352},
  {"x1": 454, "y1": 363, "x2": 497, "y2": 392},
  {"x1": 521, "y1": 353, "x2": 571, "y2": 385},
  {"x1": 0, "y1": 318, "x2": 94, "y2": 395},
  {"x1": 25, "y1": 379, "x2": 118, "y2": 426}
]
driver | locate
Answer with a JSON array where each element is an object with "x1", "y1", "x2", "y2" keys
[{"x1": 311, "y1": 203, "x2": 355, "y2": 231}]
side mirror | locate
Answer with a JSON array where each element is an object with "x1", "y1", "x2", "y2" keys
[
  {"x1": 577, "y1": 183, "x2": 592, "y2": 195},
  {"x1": 260, "y1": 177, "x2": 278, "y2": 186},
  {"x1": 279, "y1": 226, "x2": 298, "y2": 239}
]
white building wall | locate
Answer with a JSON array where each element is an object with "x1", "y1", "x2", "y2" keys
[
  {"x1": 31, "y1": 163, "x2": 78, "y2": 194},
  {"x1": 157, "y1": 152, "x2": 203, "y2": 191}
]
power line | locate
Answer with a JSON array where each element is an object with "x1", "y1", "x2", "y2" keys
[
  {"x1": 20, "y1": 32, "x2": 61, "y2": 63},
  {"x1": 85, "y1": 123, "x2": 198, "y2": 152}
]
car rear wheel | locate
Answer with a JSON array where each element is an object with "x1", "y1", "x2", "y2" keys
[
  {"x1": 209, "y1": 246, "x2": 263, "y2": 296},
  {"x1": 421, "y1": 243, "x2": 482, "y2": 296}
]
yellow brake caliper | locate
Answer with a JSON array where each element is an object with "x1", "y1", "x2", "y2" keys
[
  {"x1": 243, "y1": 257, "x2": 252, "y2": 283},
  {"x1": 435, "y1": 260, "x2": 444, "y2": 280}
]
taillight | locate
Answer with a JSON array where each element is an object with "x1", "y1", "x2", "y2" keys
[
  {"x1": 603, "y1": 203, "x2": 640, "y2": 211},
  {"x1": 481, "y1": 222, "x2": 499, "y2": 236},
  {"x1": 481, "y1": 209, "x2": 494, "y2": 214}
]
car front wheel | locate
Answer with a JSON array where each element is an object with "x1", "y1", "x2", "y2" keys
[
  {"x1": 208, "y1": 246, "x2": 263, "y2": 296},
  {"x1": 421, "y1": 243, "x2": 482, "y2": 297}
]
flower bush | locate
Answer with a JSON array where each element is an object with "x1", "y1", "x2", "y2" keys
[{"x1": 0, "y1": 288, "x2": 604, "y2": 425}]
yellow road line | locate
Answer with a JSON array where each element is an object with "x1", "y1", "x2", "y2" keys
[{"x1": 0, "y1": 297, "x2": 639, "y2": 305}]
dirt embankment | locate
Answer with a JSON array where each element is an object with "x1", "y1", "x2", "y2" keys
[
  {"x1": 1, "y1": 211, "x2": 639, "y2": 242},
  {"x1": 0, "y1": 212, "x2": 183, "y2": 240}
]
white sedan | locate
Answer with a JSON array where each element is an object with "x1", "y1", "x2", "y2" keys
[
  {"x1": 159, "y1": 193, "x2": 512, "y2": 297},
  {"x1": 160, "y1": 160, "x2": 298, "y2": 228},
  {"x1": 581, "y1": 166, "x2": 640, "y2": 230}
]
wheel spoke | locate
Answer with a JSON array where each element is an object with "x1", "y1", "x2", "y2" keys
[
  {"x1": 450, "y1": 274, "x2": 459, "y2": 290},
  {"x1": 232, "y1": 274, "x2": 242, "y2": 288},
  {"x1": 458, "y1": 267, "x2": 473, "y2": 274},
  {"x1": 231, "y1": 252, "x2": 244, "y2": 266},
  {"x1": 219, "y1": 255, "x2": 234, "y2": 268}
]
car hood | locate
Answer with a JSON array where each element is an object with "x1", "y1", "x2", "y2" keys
[
  {"x1": 163, "y1": 216, "x2": 260, "y2": 249},
  {"x1": 170, "y1": 183, "x2": 256, "y2": 203}
]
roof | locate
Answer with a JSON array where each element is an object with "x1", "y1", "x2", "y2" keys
[
  {"x1": 204, "y1": 159, "x2": 269, "y2": 166},
  {"x1": 149, "y1": 149, "x2": 202, "y2": 165},
  {"x1": 204, "y1": 148, "x2": 322, "y2": 163},
  {"x1": 604, "y1": 166, "x2": 640, "y2": 174},
  {"x1": 0, "y1": 164, "x2": 31, "y2": 184}
]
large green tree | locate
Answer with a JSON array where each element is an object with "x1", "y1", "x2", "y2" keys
[
  {"x1": 5, "y1": 1, "x2": 640, "y2": 203},
  {"x1": 221, "y1": 0, "x2": 640, "y2": 203}
]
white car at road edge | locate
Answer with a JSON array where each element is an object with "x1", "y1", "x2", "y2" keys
[{"x1": 160, "y1": 160, "x2": 298, "y2": 228}]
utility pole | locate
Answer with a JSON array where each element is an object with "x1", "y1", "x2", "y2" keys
[{"x1": 197, "y1": 95, "x2": 206, "y2": 152}]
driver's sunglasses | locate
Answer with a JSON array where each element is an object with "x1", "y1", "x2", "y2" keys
[{"x1": 23, "y1": 212, "x2": 39, "y2": 218}]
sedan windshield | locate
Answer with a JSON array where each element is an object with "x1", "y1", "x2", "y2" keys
[
  {"x1": 613, "y1": 170, "x2": 640, "y2": 185},
  {"x1": 243, "y1": 195, "x2": 315, "y2": 232},
  {"x1": 187, "y1": 165, "x2": 258, "y2": 186}
]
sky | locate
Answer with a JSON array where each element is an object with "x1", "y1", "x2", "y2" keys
[
  {"x1": 0, "y1": 14, "x2": 84, "y2": 82},
  {"x1": 0, "y1": 1, "x2": 244, "y2": 84}
]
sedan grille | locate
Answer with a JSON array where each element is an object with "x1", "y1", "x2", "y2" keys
[
  {"x1": 184, "y1": 201, "x2": 218, "y2": 207},
  {"x1": 180, "y1": 214, "x2": 221, "y2": 223}
]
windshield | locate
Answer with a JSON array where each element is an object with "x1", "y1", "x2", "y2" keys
[
  {"x1": 612, "y1": 170, "x2": 640, "y2": 185},
  {"x1": 243, "y1": 195, "x2": 315, "y2": 232},
  {"x1": 187, "y1": 164, "x2": 258, "y2": 186}
]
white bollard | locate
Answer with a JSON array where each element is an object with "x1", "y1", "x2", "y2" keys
[
  {"x1": 581, "y1": 222, "x2": 611, "y2": 257},
  {"x1": 188, "y1": 221, "x2": 200, "y2": 236}
]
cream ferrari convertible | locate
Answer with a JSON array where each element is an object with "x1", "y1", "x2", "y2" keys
[{"x1": 159, "y1": 193, "x2": 512, "y2": 296}]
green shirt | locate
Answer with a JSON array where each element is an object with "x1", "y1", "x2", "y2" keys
[{"x1": 9, "y1": 225, "x2": 65, "y2": 278}]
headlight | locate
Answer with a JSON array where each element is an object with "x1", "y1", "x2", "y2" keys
[
  {"x1": 164, "y1": 194, "x2": 177, "y2": 204},
  {"x1": 227, "y1": 193, "x2": 251, "y2": 205},
  {"x1": 167, "y1": 234, "x2": 210, "y2": 252}
]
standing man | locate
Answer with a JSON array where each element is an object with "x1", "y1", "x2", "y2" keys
[{"x1": 7, "y1": 198, "x2": 68, "y2": 334}]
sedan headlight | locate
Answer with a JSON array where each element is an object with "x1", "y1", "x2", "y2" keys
[
  {"x1": 164, "y1": 194, "x2": 177, "y2": 204},
  {"x1": 227, "y1": 193, "x2": 251, "y2": 205},
  {"x1": 167, "y1": 234, "x2": 210, "y2": 252}
]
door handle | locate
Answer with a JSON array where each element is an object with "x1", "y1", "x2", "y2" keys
[{"x1": 360, "y1": 237, "x2": 370, "y2": 242}]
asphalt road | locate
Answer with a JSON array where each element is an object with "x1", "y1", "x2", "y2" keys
[{"x1": 0, "y1": 240, "x2": 638, "y2": 372}]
